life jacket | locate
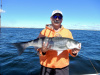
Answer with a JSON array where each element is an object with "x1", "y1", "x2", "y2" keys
[{"x1": 38, "y1": 24, "x2": 75, "y2": 68}]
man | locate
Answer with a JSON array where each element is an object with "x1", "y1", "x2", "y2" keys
[{"x1": 37, "y1": 10, "x2": 80, "y2": 75}]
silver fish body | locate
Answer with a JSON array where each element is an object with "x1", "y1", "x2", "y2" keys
[{"x1": 13, "y1": 37, "x2": 81, "y2": 55}]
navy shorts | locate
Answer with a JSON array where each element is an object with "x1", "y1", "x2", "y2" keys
[{"x1": 40, "y1": 65, "x2": 69, "y2": 75}]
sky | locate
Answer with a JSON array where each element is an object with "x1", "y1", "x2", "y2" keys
[{"x1": 1, "y1": 0, "x2": 100, "y2": 30}]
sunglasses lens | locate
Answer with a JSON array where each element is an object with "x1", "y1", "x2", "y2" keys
[
  {"x1": 58, "y1": 16, "x2": 62, "y2": 19},
  {"x1": 53, "y1": 15, "x2": 57, "y2": 19},
  {"x1": 53, "y1": 15, "x2": 62, "y2": 19}
]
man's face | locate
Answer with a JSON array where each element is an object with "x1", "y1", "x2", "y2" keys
[{"x1": 51, "y1": 13, "x2": 63, "y2": 26}]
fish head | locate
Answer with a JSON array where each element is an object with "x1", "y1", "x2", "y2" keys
[
  {"x1": 66, "y1": 41, "x2": 81, "y2": 49},
  {"x1": 78, "y1": 43, "x2": 81, "y2": 49}
]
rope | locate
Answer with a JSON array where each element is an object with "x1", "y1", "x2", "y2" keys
[
  {"x1": 88, "y1": 57, "x2": 98, "y2": 74},
  {"x1": 79, "y1": 51, "x2": 98, "y2": 74}
]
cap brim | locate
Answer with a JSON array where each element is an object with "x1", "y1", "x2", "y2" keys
[{"x1": 52, "y1": 13, "x2": 63, "y2": 16}]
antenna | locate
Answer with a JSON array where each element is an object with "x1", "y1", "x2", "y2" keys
[
  {"x1": 0, "y1": 0, "x2": 2, "y2": 33},
  {"x1": 1, "y1": 0, "x2": 2, "y2": 9}
]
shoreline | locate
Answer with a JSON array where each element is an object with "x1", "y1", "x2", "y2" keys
[{"x1": 0, "y1": 27, "x2": 100, "y2": 31}]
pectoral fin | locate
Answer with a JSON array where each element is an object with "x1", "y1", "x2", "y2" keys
[{"x1": 57, "y1": 51, "x2": 63, "y2": 56}]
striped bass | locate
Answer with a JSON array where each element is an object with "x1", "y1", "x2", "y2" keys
[{"x1": 13, "y1": 37, "x2": 81, "y2": 55}]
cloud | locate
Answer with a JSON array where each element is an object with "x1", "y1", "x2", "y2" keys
[
  {"x1": 88, "y1": 25, "x2": 100, "y2": 30},
  {"x1": 65, "y1": 24, "x2": 100, "y2": 30},
  {"x1": 0, "y1": 9, "x2": 5, "y2": 13}
]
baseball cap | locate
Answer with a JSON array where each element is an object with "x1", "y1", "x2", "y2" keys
[{"x1": 52, "y1": 10, "x2": 63, "y2": 16}]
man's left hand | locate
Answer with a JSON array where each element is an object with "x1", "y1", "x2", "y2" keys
[{"x1": 72, "y1": 48, "x2": 80, "y2": 55}]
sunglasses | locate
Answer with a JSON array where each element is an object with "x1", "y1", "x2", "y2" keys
[{"x1": 52, "y1": 15, "x2": 63, "y2": 19}]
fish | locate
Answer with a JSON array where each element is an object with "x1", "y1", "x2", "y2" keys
[{"x1": 12, "y1": 37, "x2": 81, "y2": 55}]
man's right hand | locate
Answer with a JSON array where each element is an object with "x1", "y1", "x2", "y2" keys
[
  {"x1": 41, "y1": 42, "x2": 49, "y2": 53},
  {"x1": 37, "y1": 34, "x2": 51, "y2": 53}
]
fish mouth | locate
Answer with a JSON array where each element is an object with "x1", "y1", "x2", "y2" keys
[{"x1": 78, "y1": 43, "x2": 81, "y2": 49}]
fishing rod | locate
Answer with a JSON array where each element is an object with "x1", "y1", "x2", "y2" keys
[{"x1": 79, "y1": 51, "x2": 98, "y2": 74}]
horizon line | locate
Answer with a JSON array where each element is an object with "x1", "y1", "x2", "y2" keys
[{"x1": 1, "y1": 26, "x2": 100, "y2": 31}]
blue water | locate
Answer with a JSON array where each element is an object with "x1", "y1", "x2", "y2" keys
[{"x1": 0, "y1": 28, "x2": 100, "y2": 75}]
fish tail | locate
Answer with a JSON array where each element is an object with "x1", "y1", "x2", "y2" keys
[{"x1": 12, "y1": 43, "x2": 27, "y2": 55}]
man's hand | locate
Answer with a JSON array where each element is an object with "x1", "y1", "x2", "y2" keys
[
  {"x1": 72, "y1": 48, "x2": 80, "y2": 55},
  {"x1": 37, "y1": 34, "x2": 49, "y2": 53},
  {"x1": 41, "y1": 42, "x2": 51, "y2": 53}
]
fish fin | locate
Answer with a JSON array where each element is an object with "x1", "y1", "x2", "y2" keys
[
  {"x1": 34, "y1": 47, "x2": 39, "y2": 50},
  {"x1": 57, "y1": 51, "x2": 63, "y2": 56},
  {"x1": 37, "y1": 51, "x2": 41, "y2": 56},
  {"x1": 12, "y1": 42, "x2": 29, "y2": 55}
]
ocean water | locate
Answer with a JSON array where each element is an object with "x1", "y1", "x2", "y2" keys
[{"x1": 0, "y1": 28, "x2": 100, "y2": 75}]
